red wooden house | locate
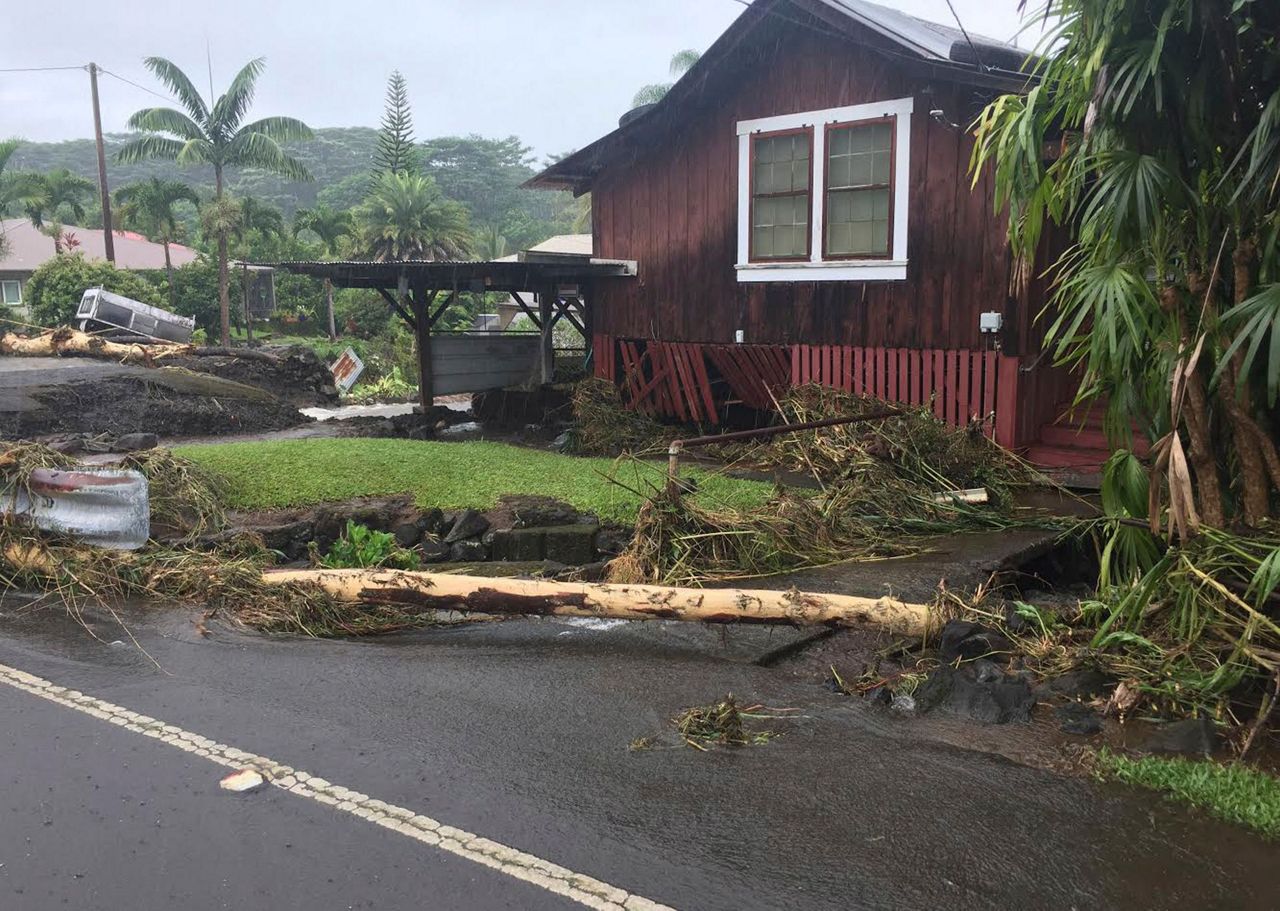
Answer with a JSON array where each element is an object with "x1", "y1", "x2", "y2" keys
[{"x1": 529, "y1": 0, "x2": 1097, "y2": 469}]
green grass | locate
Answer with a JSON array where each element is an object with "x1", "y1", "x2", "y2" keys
[
  {"x1": 174, "y1": 438, "x2": 772, "y2": 524},
  {"x1": 1098, "y1": 750, "x2": 1280, "y2": 839}
]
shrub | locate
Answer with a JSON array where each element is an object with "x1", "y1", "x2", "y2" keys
[
  {"x1": 315, "y1": 520, "x2": 420, "y2": 570},
  {"x1": 25, "y1": 254, "x2": 163, "y2": 328}
]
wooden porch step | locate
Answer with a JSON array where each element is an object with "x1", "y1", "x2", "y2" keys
[{"x1": 1024, "y1": 443, "x2": 1112, "y2": 471}]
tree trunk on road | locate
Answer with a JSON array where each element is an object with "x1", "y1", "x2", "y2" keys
[{"x1": 262, "y1": 568, "x2": 936, "y2": 636}]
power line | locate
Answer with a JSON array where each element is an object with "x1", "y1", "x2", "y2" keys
[
  {"x1": 0, "y1": 65, "x2": 86, "y2": 73},
  {"x1": 943, "y1": 0, "x2": 987, "y2": 71},
  {"x1": 97, "y1": 67, "x2": 172, "y2": 102}
]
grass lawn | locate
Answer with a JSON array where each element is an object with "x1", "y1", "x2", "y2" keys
[
  {"x1": 1098, "y1": 750, "x2": 1280, "y2": 839},
  {"x1": 175, "y1": 438, "x2": 773, "y2": 523}
]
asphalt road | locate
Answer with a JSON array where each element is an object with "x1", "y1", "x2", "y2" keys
[{"x1": 0, "y1": 601, "x2": 1274, "y2": 911}]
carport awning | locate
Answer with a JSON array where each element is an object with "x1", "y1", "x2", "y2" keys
[{"x1": 268, "y1": 256, "x2": 635, "y2": 293}]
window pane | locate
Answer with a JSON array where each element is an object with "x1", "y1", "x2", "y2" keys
[
  {"x1": 1, "y1": 281, "x2": 19, "y2": 305},
  {"x1": 825, "y1": 187, "x2": 891, "y2": 257},
  {"x1": 827, "y1": 121, "x2": 893, "y2": 191}
]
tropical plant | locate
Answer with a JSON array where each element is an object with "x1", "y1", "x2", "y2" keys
[
  {"x1": 316, "y1": 520, "x2": 420, "y2": 570},
  {"x1": 295, "y1": 205, "x2": 354, "y2": 337},
  {"x1": 357, "y1": 170, "x2": 471, "y2": 262},
  {"x1": 631, "y1": 49, "x2": 701, "y2": 108},
  {"x1": 372, "y1": 70, "x2": 418, "y2": 177},
  {"x1": 114, "y1": 177, "x2": 199, "y2": 307},
  {"x1": 473, "y1": 224, "x2": 509, "y2": 261},
  {"x1": 117, "y1": 56, "x2": 313, "y2": 346},
  {"x1": 973, "y1": 0, "x2": 1280, "y2": 535},
  {"x1": 21, "y1": 168, "x2": 95, "y2": 254}
]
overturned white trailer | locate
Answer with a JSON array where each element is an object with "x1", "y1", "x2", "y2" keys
[{"x1": 76, "y1": 287, "x2": 195, "y2": 344}]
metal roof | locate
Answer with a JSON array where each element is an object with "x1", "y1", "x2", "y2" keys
[
  {"x1": 270, "y1": 256, "x2": 634, "y2": 292},
  {"x1": 0, "y1": 218, "x2": 200, "y2": 273},
  {"x1": 526, "y1": 0, "x2": 1033, "y2": 193}
]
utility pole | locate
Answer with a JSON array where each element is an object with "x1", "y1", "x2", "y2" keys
[{"x1": 88, "y1": 63, "x2": 115, "y2": 263}]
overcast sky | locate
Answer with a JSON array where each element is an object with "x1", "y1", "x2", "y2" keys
[{"x1": 1, "y1": 0, "x2": 1042, "y2": 159}]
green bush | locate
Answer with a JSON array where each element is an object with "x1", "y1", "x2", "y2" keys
[
  {"x1": 25, "y1": 254, "x2": 164, "y2": 328},
  {"x1": 164, "y1": 259, "x2": 228, "y2": 333},
  {"x1": 316, "y1": 520, "x2": 420, "y2": 570}
]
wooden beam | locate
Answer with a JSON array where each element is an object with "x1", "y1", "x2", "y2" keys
[
  {"x1": 411, "y1": 286, "x2": 433, "y2": 412},
  {"x1": 553, "y1": 299, "x2": 585, "y2": 336},
  {"x1": 509, "y1": 291, "x2": 541, "y2": 329},
  {"x1": 427, "y1": 291, "x2": 452, "y2": 328},
  {"x1": 538, "y1": 285, "x2": 555, "y2": 385},
  {"x1": 377, "y1": 287, "x2": 417, "y2": 331}
]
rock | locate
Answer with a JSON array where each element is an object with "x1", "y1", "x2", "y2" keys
[
  {"x1": 1039, "y1": 667, "x2": 1114, "y2": 701},
  {"x1": 392, "y1": 522, "x2": 421, "y2": 548},
  {"x1": 1137, "y1": 717, "x2": 1218, "y2": 757},
  {"x1": 915, "y1": 664, "x2": 1034, "y2": 724},
  {"x1": 541, "y1": 523, "x2": 599, "y2": 565},
  {"x1": 445, "y1": 509, "x2": 490, "y2": 543},
  {"x1": 938, "y1": 619, "x2": 1013, "y2": 663},
  {"x1": 866, "y1": 686, "x2": 893, "y2": 706},
  {"x1": 594, "y1": 524, "x2": 633, "y2": 557},
  {"x1": 47, "y1": 437, "x2": 85, "y2": 454},
  {"x1": 418, "y1": 535, "x2": 450, "y2": 563},
  {"x1": 449, "y1": 539, "x2": 490, "y2": 562},
  {"x1": 252, "y1": 520, "x2": 315, "y2": 559},
  {"x1": 489, "y1": 527, "x2": 546, "y2": 562},
  {"x1": 890, "y1": 694, "x2": 917, "y2": 716},
  {"x1": 1056, "y1": 702, "x2": 1102, "y2": 735},
  {"x1": 438, "y1": 511, "x2": 459, "y2": 538},
  {"x1": 415, "y1": 508, "x2": 444, "y2": 537},
  {"x1": 111, "y1": 432, "x2": 160, "y2": 452}
]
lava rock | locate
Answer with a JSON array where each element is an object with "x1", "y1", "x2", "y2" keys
[
  {"x1": 1056, "y1": 702, "x2": 1102, "y2": 735},
  {"x1": 415, "y1": 508, "x2": 445, "y2": 537},
  {"x1": 1138, "y1": 717, "x2": 1218, "y2": 757},
  {"x1": 890, "y1": 694, "x2": 917, "y2": 716},
  {"x1": 915, "y1": 664, "x2": 1034, "y2": 724},
  {"x1": 445, "y1": 509, "x2": 490, "y2": 543},
  {"x1": 111, "y1": 432, "x2": 160, "y2": 452},
  {"x1": 417, "y1": 535, "x2": 450, "y2": 563},
  {"x1": 448, "y1": 539, "x2": 490, "y2": 562},
  {"x1": 1039, "y1": 667, "x2": 1114, "y2": 701},
  {"x1": 938, "y1": 619, "x2": 1014, "y2": 663},
  {"x1": 392, "y1": 522, "x2": 421, "y2": 548},
  {"x1": 594, "y1": 524, "x2": 634, "y2": 557}
]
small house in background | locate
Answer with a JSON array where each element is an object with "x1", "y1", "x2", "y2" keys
[
  {"x1": 0, "y1": 219, "x2": 198, "y2": 317},
  {"x1": 494, "y1": 234, "x2": 594, "y2": 330},
  {"x1": 529, "y1": 0, "x2": 1099, "y2": 470}
]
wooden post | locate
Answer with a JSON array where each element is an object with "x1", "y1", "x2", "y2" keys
[
  {"x1": 538, "y1": 284, "x2": 555, "y2": 385},
  {"x1": 412, "y1": 285, "x2": 433, "y2": 413},
  {"x1": 241, "y1": 264, "x2": 254, "y2": 347},
  {"x1": 581, "y1": 283, "x2": 594, "y2": 371},
  {"x1": 88, "y1": 63, "x2": 115, "y2": 265}
]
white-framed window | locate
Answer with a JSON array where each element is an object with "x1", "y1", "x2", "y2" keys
[
  {"x1": 0, "y1": 280, "x2": 21, "y2": 307},
  {"x1": 736, "y1": 96, "x2": 913, "y2": 282}
]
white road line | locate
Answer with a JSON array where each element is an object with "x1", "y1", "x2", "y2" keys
[{"x1": 0, "y1": 660, "x2": 673, "y2": 911}]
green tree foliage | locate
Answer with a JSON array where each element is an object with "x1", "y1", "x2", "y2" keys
[
  {"x1": 357, "y1": 170, "x2": 471, "y2": 262},
  {"x1": 24, "y1": 253, "x2": 163, "y2": 327},
  {"x1": 975, "y1": 0, "x2": 1280, "y2": 533},
  {"x1": 115, "y1": 177, "x2": 200, "y2": 307},
  {"x1": 372, "y1": 71, "x2": 418, "y2": 177},
  {"x1": 117, "y1": 56, "x2": 313, "y2": 346},
  {"x1": 294, "y1": 205, "x2": 354, "y2": 257},
  {"x1": 631, "y1": 49, "x2": 701, "y2": 108},
  {"x1": 420, "y1": 135, "x2": 557, "y2": 250},
  {"x1": 18, "y1": 168, "x2": 96, "y2": 253}
]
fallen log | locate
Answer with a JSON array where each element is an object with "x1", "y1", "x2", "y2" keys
[
  {"x1": 0, "y1": 328, "x2": 193, "y2": 364},
  {"x1": 262, "y1": 568, "x2": 936, "y2": 636}
]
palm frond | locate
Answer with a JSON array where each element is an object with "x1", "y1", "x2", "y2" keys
[
  {"x1": 210, "y1": 57, "x2": 265, "y2": 135},
  {"x1": 237, "y1": 116, "x2": 313, "y2": 145},
  {"x1": 141, "y1": 57, "x2": 209, "y2": 123},
  {"x1": 224, "y1": 132, "x2": 312, "y2": 181},
  {"x1": 125, "y1": 107, "x2": 206, "y2": 141},
  {"x1": 115, "y1": 135, "x2": 187, "y2": 164}
]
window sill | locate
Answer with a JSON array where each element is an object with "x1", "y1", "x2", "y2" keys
[{"x1": 735, "y1": 260, "x2": 907, "y2": 283}]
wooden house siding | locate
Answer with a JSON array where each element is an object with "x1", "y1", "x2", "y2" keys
[{"x1": 589, "y1": 20, "x2": 1017, "y2": 354}]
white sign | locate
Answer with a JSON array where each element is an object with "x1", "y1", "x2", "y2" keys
[{"x1": 329, "y1": 347, "x2": 366, "y2": 394}]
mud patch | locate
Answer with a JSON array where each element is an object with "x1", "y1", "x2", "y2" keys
[{"x1": 2, "y1": 369, "x2": 306, "y2": 440}]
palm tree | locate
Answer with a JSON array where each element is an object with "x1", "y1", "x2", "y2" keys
[
  {"x1": 232, "y1": 196, "x2": 285, "y2": 247},
  {"x1": 23, "y1": 169, "x2": 95, "y2": 254},
  {"x1": 631, "y1": 49, "x2": 701, "y2": 108},
  {"x1": 0, "y1": 140, "x2": 42, "y2": 257},
  {"x1": 474, "y1": 224, "x2": 509, "y2": 261},
  {"x1": 294, "y1": 205, "x2": 354, "y2": 338},
  {"x1": 357, "y1": 171, "x2": 471, "y2": 262},
  {"x1": 115, "y1": 177, "x2": 199, "y2": 307},
  {"x1": 117, "y1": 57, "x2": 313, "y2": 346}
]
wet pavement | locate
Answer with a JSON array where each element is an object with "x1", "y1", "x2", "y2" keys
[{"x1": 0, "y1": 600, "x2": 1274, "y2": 910}]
